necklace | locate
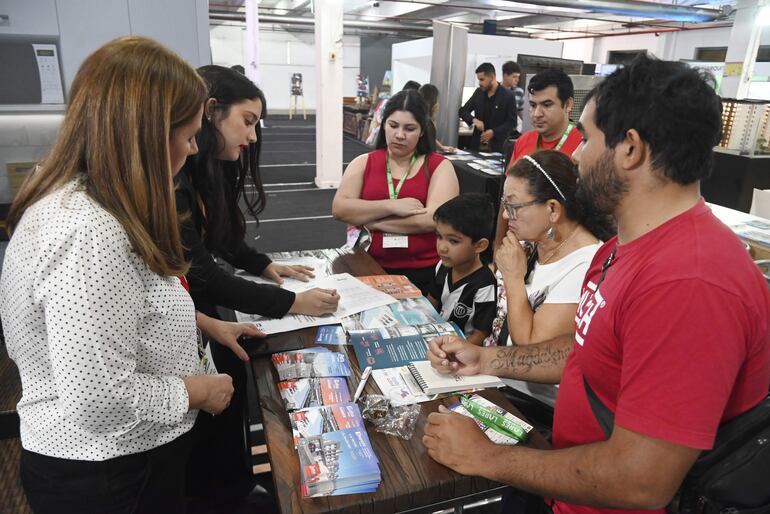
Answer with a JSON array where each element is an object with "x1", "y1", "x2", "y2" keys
[{"x1": 539, "y1": 225, "x2": 579, "y2": 265}]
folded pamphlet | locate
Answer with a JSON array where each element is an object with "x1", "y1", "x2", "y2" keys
[
  {"x1": 272, "y1": 348, "x2": 351, "y2": 381},
  {"x1": 278, "y1": 377, "x2": 351, "y2": 411},
  {"x1": 289, "y1": 403, "x2": 365, "y2": 448}
]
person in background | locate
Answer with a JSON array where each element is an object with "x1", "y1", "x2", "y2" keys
[
  {"x1": 418, "y1": 83, "x2": 456, "y2": 154},
  {"x1": 332, "y1": 89, "x2": 459, "y2": 294},
  {"x1": 402, "y1": 80, "x2": 421, "y2": 91},
  {"x1": 488, "y1": 150, "x2": 611, "y2": 407},
  {"x1": 0, "y1": 36, "x2": 233, "y2": 514},
  {"x1": 513, "y1": 69, "x2": 581, "y2": 160},
  {"x1": 502, "y1": 60, "x2": 525, "y2": 134},
  {"x1": 423, "y1": 55, "x2": 770, "y2": 514},
  {"x1": 427, "y1": 193, "x2": 497, "y2": 346},
  {"x1": 458, "y1": 62, "x2": 516, "y2": 152},
  {"x1": 176, "y1": 65, "x2": 339, "y2": 496},
  {"x1": 494, "y1": 69, "x2": 583, "y2": 248}
]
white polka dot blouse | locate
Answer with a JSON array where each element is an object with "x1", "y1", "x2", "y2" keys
[{"x1": 0, "y1": 179, "x2": 201, "y2": 461}]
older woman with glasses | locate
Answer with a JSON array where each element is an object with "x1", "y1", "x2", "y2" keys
[{"x1": 487, "y1": 150, "x2": 614, "y2": 406}]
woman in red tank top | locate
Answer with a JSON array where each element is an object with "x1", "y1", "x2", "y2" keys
[{"x1": 332, "y1": 90, "x2": 459, "y2": 293}]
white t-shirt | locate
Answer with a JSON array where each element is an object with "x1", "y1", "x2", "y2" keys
[
  {"x1": 500, "y1": 243, "x2": 600, "y2": 407},
  {"x1": 0, "y1": 179, "x2": 200, "y2": 461}
]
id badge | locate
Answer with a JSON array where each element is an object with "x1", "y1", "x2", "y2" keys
[{"x1": 382, "y1": 232, "x2": 408, "y2": 248}]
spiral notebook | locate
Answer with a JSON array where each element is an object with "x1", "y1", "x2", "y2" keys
[{"x1": 406, "y1": 360, "x2": 504, "y2": 395}]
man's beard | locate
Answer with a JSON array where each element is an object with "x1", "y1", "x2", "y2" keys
[{"x1": 576, "y1": 149, "x2": 628, "y2": 218}]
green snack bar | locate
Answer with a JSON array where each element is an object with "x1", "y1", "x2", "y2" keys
[{"x1": 460, "y1": 395, "x2": 529, "y2": 443}]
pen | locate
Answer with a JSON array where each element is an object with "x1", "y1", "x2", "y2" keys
[{"x1": 353, "y1": 366, "x2": 373, "y2": 403}]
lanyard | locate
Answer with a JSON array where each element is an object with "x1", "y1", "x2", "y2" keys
[
  {"x1": 536, "y1": 122, "x2": 574, "y2": 151},
  {"x1": 460, "y1": 395, "x2": 529, "y2": 443},
  {"x1": 386, "y1": 152, "x2": 418, "y2": 200}
]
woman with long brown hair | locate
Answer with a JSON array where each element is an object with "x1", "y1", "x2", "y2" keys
[{"x1": 0, "y1": 36, "x2": 233, "y2": 513}]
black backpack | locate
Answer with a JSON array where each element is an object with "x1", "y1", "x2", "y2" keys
[{"x1": 584, "y1": 378, "x2": 770, "y2": 513}]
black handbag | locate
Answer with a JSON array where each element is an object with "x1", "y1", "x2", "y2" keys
[{"x1": 583, "y1": 378, "x2": 770, "y2": 513}]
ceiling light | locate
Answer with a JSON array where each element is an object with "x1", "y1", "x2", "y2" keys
[{"x1": 758, "y1": 5, "x2": 770, "y2": 26}]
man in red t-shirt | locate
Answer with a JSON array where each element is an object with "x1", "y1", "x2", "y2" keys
[
  {"x1": 512, "y1": 69, "x2": 581, "y2": 161},
  {"x1": 423, "y1": 56, "x2": 770, "y2": 514},
  {"x1": 494, "y1": 70, "x2": 583, "y2": 247}
]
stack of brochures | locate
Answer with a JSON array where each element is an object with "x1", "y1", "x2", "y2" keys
[{"x1": 271, "y1": 348, "x2": 382, "y2": 497}]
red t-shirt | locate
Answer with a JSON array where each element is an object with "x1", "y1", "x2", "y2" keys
[
  {"x1": 512, "y1": 126, "x2": 582, "y2": 161},
  {"x1": 552, "y1": 199, "x2": 770, "y2": 514},
  {"x1": 361, "y1": 148, "x2": 445, "y2": 269}
]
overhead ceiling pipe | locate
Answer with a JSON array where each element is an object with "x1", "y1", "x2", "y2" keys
[
  {"x1": 210, "y1": 12, "x2": 433, "y2": 32},
  {"x1": 501, "y1": 0, "x2": 722, "y2": 22},
  {"x1": 540, "y1": 21, "x2": 732, "y2": 40}
]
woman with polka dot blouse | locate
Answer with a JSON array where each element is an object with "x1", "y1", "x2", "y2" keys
[{"x1": 0, "y1": 37, "x2": 234, "y2": 513}]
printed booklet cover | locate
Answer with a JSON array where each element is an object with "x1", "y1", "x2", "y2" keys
[
  {"x1": 341, "y1": 297, "x2": 443, "y2": 332},
  {"x1": 355, "y1": 275, "x2": 422, "y2": 299},
  {"x1": 278, "y1": 377, "x2": 351, "y2": 411},
  {"x1": 289, "y1": 403, "x2": 365, "y2": 448},
  {"x1": 349, "y1": 321, "x2": 463, "y2": 370},
  {"x1": 298, "y1": 427, "x2": 381, "y2": 497}
]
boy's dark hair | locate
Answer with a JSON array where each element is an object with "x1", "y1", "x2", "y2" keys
[
  {"x1": 585, "y1": 54, "x2": 722, "y2": 185},
  {"x1": 475, "y1": 63, "x2": 496, "y2": 77},
  {"x1": 502, "y1": 61, "x2": 521, "y2": 75},
  {"x1": 528, "y1": 69, "x2": 574, "y2": 105},
  {"x1": 402, "y1": 80, "x2": 421, "y2": 91},
  {"x1": 433, "y1": 193, "x2": 494, "y2": 243},
  {"x1": 376, "y1": 90, "x2": 436, "y2": 155}
]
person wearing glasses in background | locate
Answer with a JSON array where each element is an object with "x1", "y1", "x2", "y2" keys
[{"x1": 486, "y1": 150, "x2": 613, "y2": 407}]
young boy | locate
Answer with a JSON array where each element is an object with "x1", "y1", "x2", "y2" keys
[{"x1": 427, "y1": 193, "x2": 497, "y2": 346}]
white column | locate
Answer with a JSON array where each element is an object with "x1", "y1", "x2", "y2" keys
[
  {"x1": 430, "y1": 21, "x2": 468, "y2": 148},
  {"x1": 314, "y1": 0, "x2": 344, "y2": 189},
  {"x1": 245, "y1": 0, "x2": 260, "y2": 86},
  {"x1": 721, "y1": 0, "x2": 766, "y2": 99}
]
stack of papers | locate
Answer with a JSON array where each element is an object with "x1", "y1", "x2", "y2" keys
[{"x1": 236, "y1": 272, "x2": 397, "y2": 334}]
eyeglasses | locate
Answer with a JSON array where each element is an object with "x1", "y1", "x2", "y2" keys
[{"x1": 500, "y1": 197, "x2": 541, "y2": 220}]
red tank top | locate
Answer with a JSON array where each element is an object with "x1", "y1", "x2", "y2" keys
[{"x1": 360, "y1": 148, "x2": 444, "y2": 269}]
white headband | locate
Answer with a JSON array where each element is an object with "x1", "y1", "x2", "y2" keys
[{"x1": 522, "y1": 155, "x2": 567, "y2": 202}]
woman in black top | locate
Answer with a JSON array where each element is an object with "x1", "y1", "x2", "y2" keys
[
  {"x1": 176, "y1": 65, "x2": 339, "y2": 496},
  {"x1": 176, "y1": 65, "x2": 339, "y2": 319}
]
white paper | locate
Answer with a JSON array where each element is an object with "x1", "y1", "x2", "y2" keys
[
  {"x1": 235, "y1": 273, "x2": 397, "y2": 335},
  {"x1": 371, "y1": 367, "x2": 435, "y2": 406},
  {"x1": 236, "y1": 256, "x2": 330, "y2": 292}
]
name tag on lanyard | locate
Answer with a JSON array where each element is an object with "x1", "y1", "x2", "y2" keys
[
  {"x1": 383, "y1": 152, "x2": 418, "y2": 249},
  {"x1": 382, "y1": 233, "x2": 409, "y2": 248}
]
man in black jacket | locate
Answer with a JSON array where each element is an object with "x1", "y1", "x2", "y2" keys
[{"x1": 458, "y1": 63, "x2": 516, "y2": 152}]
